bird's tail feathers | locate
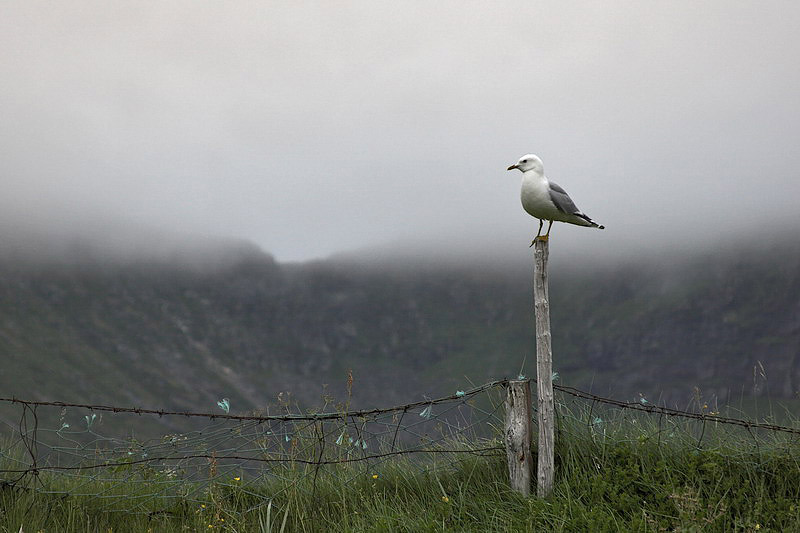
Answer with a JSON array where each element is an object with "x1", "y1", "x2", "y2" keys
[{"x1": 575, "y1": 212, "x2": 605, "y2": 229}]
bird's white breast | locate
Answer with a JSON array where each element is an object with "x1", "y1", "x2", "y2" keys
[{"x1": 520, "y1": 172, "x2": 561, "y2": 220}]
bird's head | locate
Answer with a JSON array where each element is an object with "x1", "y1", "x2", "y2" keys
[{"x1": 507, "y1": 154, "x2": 544, "y2": 174}]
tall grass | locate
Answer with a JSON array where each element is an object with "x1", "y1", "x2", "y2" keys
[{"x1": 2, "y1": 399, "x2": 799, "y2": 532}]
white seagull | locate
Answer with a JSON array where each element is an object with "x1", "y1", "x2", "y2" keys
[{"x1": 507, "y1": 154, "x2": 604, "y2": 246}]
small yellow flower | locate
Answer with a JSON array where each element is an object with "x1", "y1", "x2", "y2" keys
[
  {"x1": 372, "y1": 474, "x2": 378, "y2": 479},
  {"x1": 441, "y1": 496, "x2": 449, "y2": 503},
  {"x1": 233, "y1": 476, "x2": 241, "y2": 481},
  {"x1": 755, "y1": 525, "x2": 761, "y2": 531}
]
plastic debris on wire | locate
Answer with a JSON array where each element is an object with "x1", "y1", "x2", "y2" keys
[{"x1": 217, "y1": 398, "x2": 231, "y2": 413}]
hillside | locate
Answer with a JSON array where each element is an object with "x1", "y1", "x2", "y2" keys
[{"x1": 1, "y1": 235, "x2": 798, "y2": 422}]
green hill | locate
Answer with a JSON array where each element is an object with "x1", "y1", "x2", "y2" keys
[{"x1": 1, "y1": 235, "x2": 798, "y2": 423}]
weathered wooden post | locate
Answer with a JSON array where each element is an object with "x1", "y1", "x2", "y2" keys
[
  {"x1": 505, "y1": 379, "x2": 533, "y2": 496},
  {"x1": 533, "y1": 238, "x2": 555, "y2": 497}
]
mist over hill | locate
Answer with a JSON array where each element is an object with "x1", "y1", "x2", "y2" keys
[{"x1": 1, "y1": 229, "x2": 798, "y2": 431}]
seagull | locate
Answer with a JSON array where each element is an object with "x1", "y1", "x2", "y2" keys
[{"x1": 507, "y1": 154, "x2": 604, "y2": 246}]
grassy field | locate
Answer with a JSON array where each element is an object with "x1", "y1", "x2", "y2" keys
[{"x1": 2, "y1": 404, "x2": 799, "y2": 533}]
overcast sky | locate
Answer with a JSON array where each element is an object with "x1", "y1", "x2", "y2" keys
[{"x1": 2, "y1": 2, "x2": 799, "y2": 262}]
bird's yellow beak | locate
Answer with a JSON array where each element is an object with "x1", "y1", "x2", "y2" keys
[{"x1": 507, "y1": 164, "x2": 518, "y2": 171}]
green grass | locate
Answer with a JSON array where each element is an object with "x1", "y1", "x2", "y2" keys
[{"x1": 2, "y1": 407, "x2": 799, "y2": 532}]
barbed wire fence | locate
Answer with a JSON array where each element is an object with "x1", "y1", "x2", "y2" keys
[
  {"x1": 1, "y1": 377, "x2": 799, "y2": 516},
  {"x1": 0, "y1": 380, "x2": 508, "y2": 515},
  {"x1": 550, "y1": 381, "x2": 800, "y2": 468}
]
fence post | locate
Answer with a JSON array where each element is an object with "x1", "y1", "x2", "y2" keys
[
  {"x1": 505, "y1": 379, "x2": 533, "y2": 496},
  {"x1": 533, "y1": 238, "x2": 554, "y2": 497}
]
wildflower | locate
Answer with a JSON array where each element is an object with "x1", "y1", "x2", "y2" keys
[
  {"x1": 372, "y1": 474, "x2": 378, "y2": 479},
  {"x1": 441, "y1": 496, "x2": 449, "y2": 503},
  {"x1": 755, "y1": 525, "x2": 761, "y2": 530},
  {"x1": 233, "y1": 476, "x2": 241, "y2": 481}
]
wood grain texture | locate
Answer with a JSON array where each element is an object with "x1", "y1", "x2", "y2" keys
[
  {"x1": 504, "y1": 379, "x2": 532, "y2": 496},
  {"x1": 533, "y1": 239, "x2": 554, "y2": 497}
]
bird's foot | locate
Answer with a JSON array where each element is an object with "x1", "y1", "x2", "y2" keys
[{"x1": 529, "y1": 235, "x2": 549, "y2": 247}]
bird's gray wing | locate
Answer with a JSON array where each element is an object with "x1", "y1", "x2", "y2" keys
[{"x1": 548, "y1": 181, "x2": 581, "y2": 214}]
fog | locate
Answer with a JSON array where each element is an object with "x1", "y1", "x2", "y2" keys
[{"x1": 2, "y1": 2, "x2": 799, "y2": 263}]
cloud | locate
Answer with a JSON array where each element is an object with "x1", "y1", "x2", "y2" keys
[{"x1": 1, "y1": 1, "x2": 798, "y2": 261}]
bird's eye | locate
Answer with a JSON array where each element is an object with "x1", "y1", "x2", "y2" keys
[{"x1": 521, "y1": 159, "x2": 528, "y2": 163}]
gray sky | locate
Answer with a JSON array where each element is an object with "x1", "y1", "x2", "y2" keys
[{"x1": 2, "y1": 2, "x2": 799, "y2": 262}]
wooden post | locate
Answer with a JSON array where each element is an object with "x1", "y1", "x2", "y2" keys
[
  {"x1": 533, "y1": 238, "x2": 554, "y2": 497},
  {"x1": 504, "y1": 379, "x2": 533, "y2": 496}
]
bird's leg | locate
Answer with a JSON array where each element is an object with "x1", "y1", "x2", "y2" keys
[
  {"x1": 529, "y1": 219, "x2": 544, "y2": 247},
  {"x1": 531, "y1": 220, "x2": 553, "y2": 246},
  {"x1": 541, "y1": 220, "x2": 554, "y2": 241}
]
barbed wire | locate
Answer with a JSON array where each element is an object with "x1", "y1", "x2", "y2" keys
[
  {"x1": 552, "y1": 383, "x2": 800, "y2": 436},
  {"x1": 4, "y1": 378, "x2": 796, "y2": 435},
  {"x1": 0, "y1": 379, "x2": 506, "y2": 422},
  {"x1": 4, "y1": 378, "x2": 797, "y2": 435},
  {"x1": 0, "y1": 447, "x2": 505, "y2": 474}
]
